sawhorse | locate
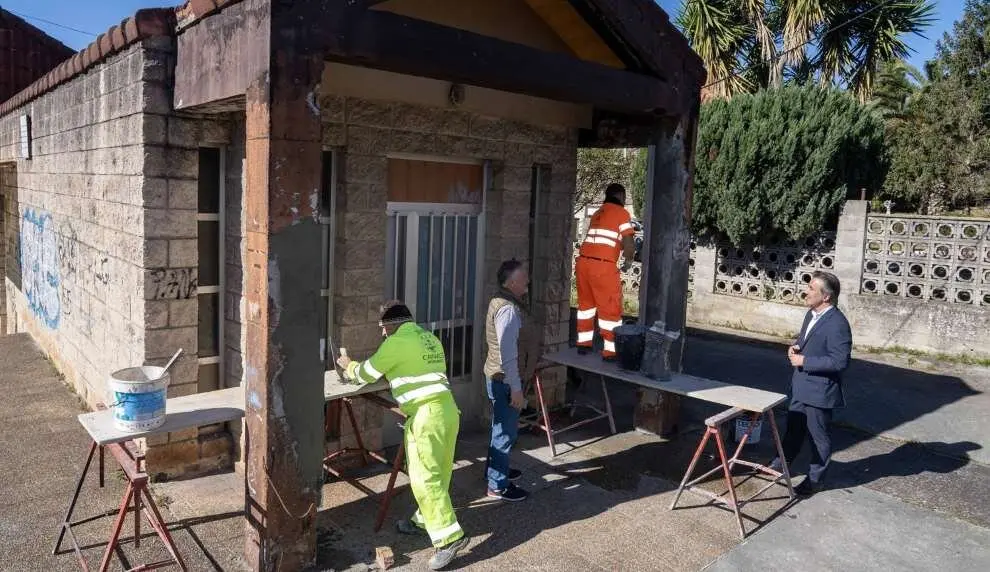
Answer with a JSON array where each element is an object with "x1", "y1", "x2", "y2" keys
[
  {"x1": 323, "y1": 392, "x2": 407, "y2": 532},
  {"x1": 519, "y1": 362, "x2": 616, "y2": 457},
  {"x1": 54, "y1": 440, "x2": 186, "y2": 571},
  {"x1": 670, "y1": 406, "x2": 794, "y2": 538}
]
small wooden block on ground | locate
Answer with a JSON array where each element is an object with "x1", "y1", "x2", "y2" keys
[{"x1": 375, "y1": 546, "x2": 395, "y2": 570}]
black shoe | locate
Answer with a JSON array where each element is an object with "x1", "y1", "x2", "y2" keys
[
  {"x1": 487, "y1": 484, "x2": 529, "y2": 502},
  {"x1": 602, "y1": 355, "x2": 618, "y2": 363},
  {"x1": 508, "y1": 468, "x2": 522, "y2": 482},
  {"x1": 794, "y1": 479, "x2": 823, "y2": 497},
  {"x1": 577, "y1": 346, "x2": 592, "y2": 355}
]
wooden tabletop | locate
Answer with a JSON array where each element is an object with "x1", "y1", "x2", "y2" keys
[
  {"x1": 78, "y1": 386, "x2": 245, "y2": 446},
  {"x1": 543, "y1": 348, "x2": 787, "y2": 413},
  {"x1": 324, "y1": 369, "x2": 390, "y2": 401}
]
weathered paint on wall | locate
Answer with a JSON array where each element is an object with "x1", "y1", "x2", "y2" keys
[{"x1": 19, "y1": 208, "x2": 60, "y2": 329}]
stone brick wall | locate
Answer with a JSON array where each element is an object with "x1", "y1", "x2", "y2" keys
[
  {"x1": 321, "y1": 94, "x2": 577, "y2": 435},
  {"x1": 0, "y1": 41, "x2": 162, "y2": 407},
  {"x1": 222, "y1": 115, "x2": 247, "y2": 464},
  {"x1": 0, "y1": 171, "x2": 6, "y2": 333},
  {"x1": 0, "y1": 37, "x2": 240, "y2": 479}
]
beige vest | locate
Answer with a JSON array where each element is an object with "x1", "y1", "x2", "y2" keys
[{"x1": 484, "y1": 291, "x2": 541, "y2": 383}]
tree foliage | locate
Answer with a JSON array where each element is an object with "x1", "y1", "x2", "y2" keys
[
  {"x1": 629, "y1": 148, "x2": 648, "y2": 219},
  {"x1": 575, "y1": 148, "x2": 633, "y2": 213},
  {"x1": 678, "y1": 0, "x2": 935, "y2": 102},
  {"x1": 870, "y1": 59, "x2": 926, "y2": 119},
  {"x1": 692, "y1": 86, "x2": 886, "y2": 243},
  {"x1": 882, "y1": 0, "x2": 990, "y2": 213}
]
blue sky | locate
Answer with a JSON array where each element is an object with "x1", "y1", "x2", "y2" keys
[{"x1": 3, "y1": 0, "x2": 968, "y2": 72}]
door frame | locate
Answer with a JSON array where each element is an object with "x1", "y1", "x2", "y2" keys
[{"x1": 382, "y1": 153, "x2": 490, "y2": 387}]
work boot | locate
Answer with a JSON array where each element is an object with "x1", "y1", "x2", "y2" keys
[
  {"x1": 577, "y1": 346, "x2": 592, "y2": 355},
  {"x1": 395, "y1": 518, "x2": 427, "y2": 536},
  {"x1": 508, "y1": 468, "x2": 522, "y2": 482},
  {"x1": 428, "y1": 536, "x2": 470, "y2": 570},
  {"x1": 602, "y1": 355, "x2": 618, "y2": 363}
]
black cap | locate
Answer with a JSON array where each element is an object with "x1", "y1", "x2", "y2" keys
[{"x1": 379, "y1": 300, "x2": 413, "y2": 326}]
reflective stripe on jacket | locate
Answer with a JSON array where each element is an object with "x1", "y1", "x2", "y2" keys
[
  {"x1": 346, "y1": 322, "x2": 451, "y2": 412},
  {"x1": 578, "y1": 202, "x2": 635, "y2": 262}
]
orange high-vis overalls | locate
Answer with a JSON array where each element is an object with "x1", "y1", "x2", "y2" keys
[{"x1": 575, "y1": 202, "x2": 635, "y2": 358}]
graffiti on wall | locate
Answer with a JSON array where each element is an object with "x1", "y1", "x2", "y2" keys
[
  {"x1": 20, "y1": 208, "x2": 60, "y2": 328},
  {"x1": 150, "y1": 268, "x2": 198, "y2": 299}
]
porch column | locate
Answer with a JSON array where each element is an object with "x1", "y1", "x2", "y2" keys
[
  {"x1": 242, "y1": 35, "x2": 326, "y2": 572},
  {"x1": 635, "y1": 106, "x2": 700, "y2": 436}
]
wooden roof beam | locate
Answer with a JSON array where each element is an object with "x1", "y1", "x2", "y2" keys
[{"x1": 313, "y1": 7, "x2": 687, "y2": 116}]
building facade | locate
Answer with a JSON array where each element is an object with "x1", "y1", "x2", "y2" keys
[{"x1": 0, "y1": 0, "x2": 703, "y2": 566}]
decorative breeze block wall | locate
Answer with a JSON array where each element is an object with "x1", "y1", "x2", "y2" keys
[
  {"x1": 862, "y1": 215, "x2": 990, "y2": 306},
  {"x1": 712, "y1": 233, "x2": 837, "y2": 305}
]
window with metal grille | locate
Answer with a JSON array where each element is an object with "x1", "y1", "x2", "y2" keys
[
  {"x1": 529, "y1": 164, "x2": 551, "y2": 315},
  {"x1": 197, "y1": 147, "x2": 225, "y2": 392}
]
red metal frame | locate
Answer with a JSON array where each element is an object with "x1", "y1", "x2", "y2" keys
[
  {"x1": 519, "y1": 364, "x2": 617, "y2": 457},
  {"x1": 322, "y1": 392, "x2": 407, "y2": 532},
  {"x1": 54, "y1": 440, "x2": 187, "y2": 571},
  {"x1": 670, "y1": 408, "x2": 794, "y2": 538}
]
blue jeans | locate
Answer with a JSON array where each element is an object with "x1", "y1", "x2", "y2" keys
[{"x1": 486, "y1": 377, "x2": 519, "y2": 491}]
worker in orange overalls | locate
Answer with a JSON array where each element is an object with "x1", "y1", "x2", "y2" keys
[{"x1": 575, "y1": 183, "x2": 637, "y2": 361}]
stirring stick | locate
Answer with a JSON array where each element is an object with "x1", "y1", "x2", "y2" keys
[{"x1": 161, "y1": 348, "x2": 184, "y2": 376}]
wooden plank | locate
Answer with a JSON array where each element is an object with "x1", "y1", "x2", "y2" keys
[
  {"x1": 705, "y1": 407, "x2": 745, "y2": 427},
  {"x1": 316, "y1": 6, "x2": 684, "y2": 116},
  {"x1": 324, "y1": 369, "x2": 390, "y2": 401},
  {"x1": 78, "y1": 386, "x2": 245, "y2": 446},
  {"x1": 543, "y1": 348, "x2": 787, "y2": 412}
]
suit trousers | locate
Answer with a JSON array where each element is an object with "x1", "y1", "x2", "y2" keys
[{"x1": 780, "y1": 400, "x2": 833, "y2": 484}]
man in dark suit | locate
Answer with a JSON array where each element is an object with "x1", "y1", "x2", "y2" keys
[{"x1": 774, "y1": 270, "x2": 852, "y2": 496}]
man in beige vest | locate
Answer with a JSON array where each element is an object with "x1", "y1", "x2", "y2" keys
[{"x1": 482, "y1": 259, "x2": 538, "y2": 502}]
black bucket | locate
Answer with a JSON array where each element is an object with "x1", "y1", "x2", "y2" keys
[{"x1": 614, "y1": 324, "x2": 646, "y2": 371}]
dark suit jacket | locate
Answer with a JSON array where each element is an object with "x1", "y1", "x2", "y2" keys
[{"x1": 792, "y1": 306, "x2": 852, "y2": 409}]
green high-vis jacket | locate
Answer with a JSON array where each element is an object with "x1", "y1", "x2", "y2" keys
[{"x1": 345, "y1": 322, "x2": 451, "y2": 413}]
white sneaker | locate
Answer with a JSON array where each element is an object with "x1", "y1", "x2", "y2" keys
[{"x1": 428, "y1": 536, "x2": 470, "y2": 570}]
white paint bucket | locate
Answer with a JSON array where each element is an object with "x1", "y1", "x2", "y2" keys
[
  {"x1": 108, "y1": 366, "x2": 170, "y2": 433},
  {"x1": 735, "y1": 416, "x2": 763, "y2": 444}
]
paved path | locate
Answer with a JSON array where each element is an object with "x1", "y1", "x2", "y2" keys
[
  {"x1": 684, "y1": 328, "x2": 990, "y2": 465},
  {"x1": 0, "y1": 334, "x2": 244, "y2": 571},
  {"x1": 5, "y1": 327, "x2": 990, "y2": 571},
  {"x1": 705, "y1": 487, "x2": 990, "y2": 572}
]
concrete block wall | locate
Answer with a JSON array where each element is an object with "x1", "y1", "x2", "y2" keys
[
  {"x1": 223, "y1": 115, "x2": 247, "y2": 465},
  {"x1": 0, "y1": 37, "x2": 240, "y2": 480},
  {"x1": 0, "y1": 172, "x2": 6, "y2": 333},
  {"x1": 0, "y1": 42, "x2": 157, "y2": 408},
  {"x1": 142, "y1": 103, "x2": 236, "y2": 480},
  {"x1": 321, "y1": 94, "x2": 577, "y2": 436},
  {"x1": 834, "y1": 200, "x2": 868, "y2": 304}
]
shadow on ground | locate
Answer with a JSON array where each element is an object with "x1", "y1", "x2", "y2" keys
[{"x1": 681, "y1": 328, "x2": 982, "y2": 475}]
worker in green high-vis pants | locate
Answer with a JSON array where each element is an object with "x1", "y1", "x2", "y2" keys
[{"x1": 337, "y1": 301, "x2": 469, "y2": 571}]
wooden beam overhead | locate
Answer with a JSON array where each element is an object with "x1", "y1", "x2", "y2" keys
[
  {"x1": 313, "y1": 7, "x2": 686, "y2": 116},
  {"x1": 522, "y1": 0, "x2": 625, "y2": 69}
]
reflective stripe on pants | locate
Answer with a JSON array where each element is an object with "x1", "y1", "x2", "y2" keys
[
  {"x1": 405, "y1": 392, "x2": 464, "y2": 547},
  {"x1": 574, "y1": 257, "x2": 622, "y2": 357},
  {"x1": 575, "y1": 305, "x2": 597, "y2": 346}
]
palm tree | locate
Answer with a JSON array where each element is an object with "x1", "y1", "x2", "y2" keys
[
  {"x1": 677, "y1": 0, "x2": 936, "y2": 101},
  {"x1": 870, "y1": 59, "x2": 926, "y2": 118}
]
